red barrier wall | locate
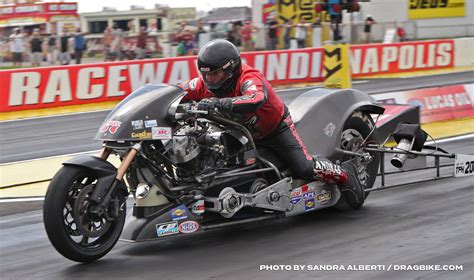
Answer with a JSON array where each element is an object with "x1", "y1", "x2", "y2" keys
[{"x1": 0, "y1": 39, "x2": 455, "y2": 113}]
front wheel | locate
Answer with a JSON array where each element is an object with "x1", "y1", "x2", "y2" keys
[{"x1": 43, "y1": 166, "x2": 126, "y2": 263}]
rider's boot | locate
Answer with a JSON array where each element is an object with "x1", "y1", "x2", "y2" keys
[{"x1": 313, "y1": 159, "x2": 365, "y2": 208}]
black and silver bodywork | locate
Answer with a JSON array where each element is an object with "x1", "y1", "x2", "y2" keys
[{"x1": 43, "y1": 84, "x2": 468, "y2": 263}]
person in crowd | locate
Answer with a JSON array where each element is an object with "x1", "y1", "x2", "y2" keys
[
  {"x1": 29, "y1": 29, "x2": 43, "y2": 67},
  {"x1": 135, "y1": 26, "x2": 148, "y2": 59},
  {"x1": 396, "y1": 24, "x2": 408, "y2": 42},
  {"x1": 175, "y1": 23, "x2": 195, "y2": 56},
  {"x1": 47, "y1": 32, "x2": 58, "y2": 65},
  {"x1": 265, "y1": 16, "x2": 279, "y2": 50},
  {"x1": 101, "y1": 26, "x2": 114, "y2": 61},
  {"x1": 240, "y1": 20, "x2": 258, "y2": 52},
  {"x1": 282, "y1": 18, "x2": 294, "y2": 49},
  {"x1": 295, "y1": 19, "x2": 310, "y2": 48},
  {"x1": 226, "y1": 22, "x2": 239, "y2": 46},
  {"x1": 9, "y1": 28, "x2": 25, "y2": 67},
  {"x1": 363, "y1": 15, "x2": 376, "y2": 43},
  {"x1": 59, "y1": 30, "x2": 71, "y2": 65},
  {"x1": 74, "y1": 28, "x2": 85, "y2": 64},
  {"x1": 111, "y1": 24, "x2": 124, "y2": 61},
  {"x1": 195, "y1": 20, "x2": 207, "y2": 49}
]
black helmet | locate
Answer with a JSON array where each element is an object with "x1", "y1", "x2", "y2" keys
[{"x1": 197, "y1": 39, "x2": 242, "y2": 96}]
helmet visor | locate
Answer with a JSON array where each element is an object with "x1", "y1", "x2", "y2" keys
[{"x1": 200, "y1": 68, "x2": 232, "y2": 90}]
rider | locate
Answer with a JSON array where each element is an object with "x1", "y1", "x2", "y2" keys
[{"x1": 180, "y1": 39, "x2": 365, "y2": 208}]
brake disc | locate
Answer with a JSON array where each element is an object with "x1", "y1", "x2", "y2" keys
[{"x1": 73, "y1": 185, "x2": 111, "y2": 238}]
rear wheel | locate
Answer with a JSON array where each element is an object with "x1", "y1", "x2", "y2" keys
[
  {"x1": 335, "y1": 111, "x2": 380, "y2": 209},
  {"x1": 43, "y1": 166, "x2": 126, "y2": 263}
]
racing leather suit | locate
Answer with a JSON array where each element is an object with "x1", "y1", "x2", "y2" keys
[{"x1": 181, "y1": 63, "x2": 348, "y2": 184}]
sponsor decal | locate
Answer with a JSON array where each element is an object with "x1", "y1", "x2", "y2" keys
[
  {"x1": 99, "y1": 120, "x2": 121, "y2": 134},
  {"x1": 131, "y1": 120, "x2": 144, "y2": 130},
  {"x1": 189, "y1": 78, "x2": 198, "y2": 90},
  {"x1": 304, "y1": 198, "x2": 316, "y2": 211},
  {"x1": 144, "y1": 119, "x2": 158, "y2": 128},
  {"x1": 246, "y1": 158, "x2": 256, "y2": 165},
  {"x1": 178, "y1": 221, "x2": 200, "y2": 234},
  {"x1": 314, "y1": 160, "x2": 343, "y2": 174},
  {"x1": 200, "y1": 67, "x2": 210, "y2": 72},
  {"x1": 290, "y1": 197, "x2": 302, "y2": 205},
  {"x1": 156, "y1": 221, "x2": 179, "y2": 237},
  {"x1": 171, "y1": 205, "x2": 188, "y2": 221},
  {"x1": 323, "y1": 122, "x2": 336, "y2": 137},
  {"x1": 303, "y1": 192, "x2": 315, "y2": 199},
  {"x1": 291, "y1": 188, "x2": 302, "y2": 198},
  {"x1": 246, "y1": 85, "x2": 257, "y2": 91},
  {"x1": 316, "y1": 190, "x2": 332, "y2": 204},
  {"x1": 152, "y1": 127, "x2": 172, "y2": 140},
  {"x1": 131, "y1": 130, "x2": 152, "y2": 139},
  {"x1": 301, "y1": 184, "x2": 309, "y2": 193},
  {"x1": 454, "y1": 154, "x2": 474, "y2": 178},
  {"x1": 191, "y1": 200, "x2": 205, "y2": 214}
]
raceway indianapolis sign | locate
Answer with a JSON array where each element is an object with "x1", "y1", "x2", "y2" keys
[{"x1": 0, "y1": 40, "x2": 454, "y2": 112}]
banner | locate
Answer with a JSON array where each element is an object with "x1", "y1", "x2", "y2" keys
[
  {"x1": 351, "y1": 40, "x2": 454, "y2": 77},
  {"x1": 408, "y1": 0, "x2": 465, "y2": 19},
  {"x1": 0, "y1": 49, "x2": 325, "y2": 113},
  {"x1": 373, "y1": 84, "x2": 474, "y2": 123},
  {"x1": 323, "y1": 44, "x2": 351, "y2": 88},
  {"x1": 0, "y1": 39, "x2": 457, "y2": 114}
]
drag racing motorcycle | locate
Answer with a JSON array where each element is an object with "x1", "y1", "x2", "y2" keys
[{"x1": 44, "y1": 84, "x2": 458, "y2": 263}]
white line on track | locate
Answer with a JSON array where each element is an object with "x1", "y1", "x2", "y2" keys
[
  {"x1": 0, "y1": 197, "x2": 44, "y2": 203},
  {"x1": 0, "y1": 108, "x2": 111, "y2": 123}
]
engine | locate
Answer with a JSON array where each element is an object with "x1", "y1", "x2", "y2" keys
[{"x1": 167, "y1": 122, "x2": 249, "y2": 177}]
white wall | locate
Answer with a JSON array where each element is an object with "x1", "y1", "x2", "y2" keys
[{"x1": 454, "y1": 37, "x2": 474, "y2": 67}]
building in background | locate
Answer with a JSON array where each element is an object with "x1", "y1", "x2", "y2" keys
[{"x1": 0, "y1": 1, "x2": 79, "y2": 35}]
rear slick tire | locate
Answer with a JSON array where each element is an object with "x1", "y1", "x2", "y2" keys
[
  {"x1": 43, "y1": 165, "x2": 126, "y2": 263},
  {"x1": 335, "y1": 111, "x2": 380, "y2": 210}
]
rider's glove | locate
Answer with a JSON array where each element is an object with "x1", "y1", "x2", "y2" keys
[{"x1": 197, "y1": 98, "x2": 221, "y2": 112}]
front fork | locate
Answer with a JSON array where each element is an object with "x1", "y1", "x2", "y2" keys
[{"x1": 94, "y1": 143, "x2": 142, "y2": 218}]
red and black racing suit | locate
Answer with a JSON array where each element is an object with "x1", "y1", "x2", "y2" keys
[{"x1": 181, "y1": 64, "x2": 347, "y2": 184}]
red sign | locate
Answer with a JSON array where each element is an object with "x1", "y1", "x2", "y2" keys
[
  {"x1": 374, "y1": 84, "x2": 473, "y2": 123},
  {"x1": 351, "y1": 40, "x2": 454, "y2": 76},
  {"x1": 0, "y1": 48, "x2": 325, "y2": 113},
  {"x1": 0, "y1": 40, "x2": 460, "y2": 114}
]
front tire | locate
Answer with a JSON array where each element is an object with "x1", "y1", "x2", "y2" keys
[{"x1": 43, "y1": 166, "x2": 126, "y2": 263}]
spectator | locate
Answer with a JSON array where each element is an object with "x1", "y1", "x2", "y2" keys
[
  {"x1": 29, "y1": 29, "x2": 43, "y2": 67},
  {"x1": 195, "y1": 20, "x2": 206, "y2": 48},
  {"x1": 74, "y1": 28, "x2": 85, "y2": 64},
  {"x1": 111, "y1": 24, "x2": 124, "y2": 61},
  {"x1": 47, "y1": 32, "x2": 58, "y2": 65},
  {"x1": 363, "y1": 15, "x2": 376, "y2": 43},
  {"x1": 295, "y1": 19, "x2": 309, "y2": 48},
  {"x1": 175, "y1": 23, "x2": 195, "y2": 56},
  {"x1": 240, "y1": 20, "x2": 258, "y2": 52},
  {"x1": 59, "y1": 30, "x2": 71, "y2": 65},
  {"x1": 227, "y1": 22, "x2": 240, "y2": 47},
  {"x1": 265, "y1": 16, "x2": 279, "y2": 50},
  {"x1": 396, "y1": 24, "x2": 408, "y2": 42},
  {"x1": 135, "y1": 26, "x2": 148, "y2": 59},
  {"x1": 282, "y1": 19, "x2": 294, "y2": 49},
  {"x1": 9, "y1": 28, "x2": 25, "y2": 67},
  {"x1": 101, "y1": 26, "x2": 114, "y2": 61}
]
